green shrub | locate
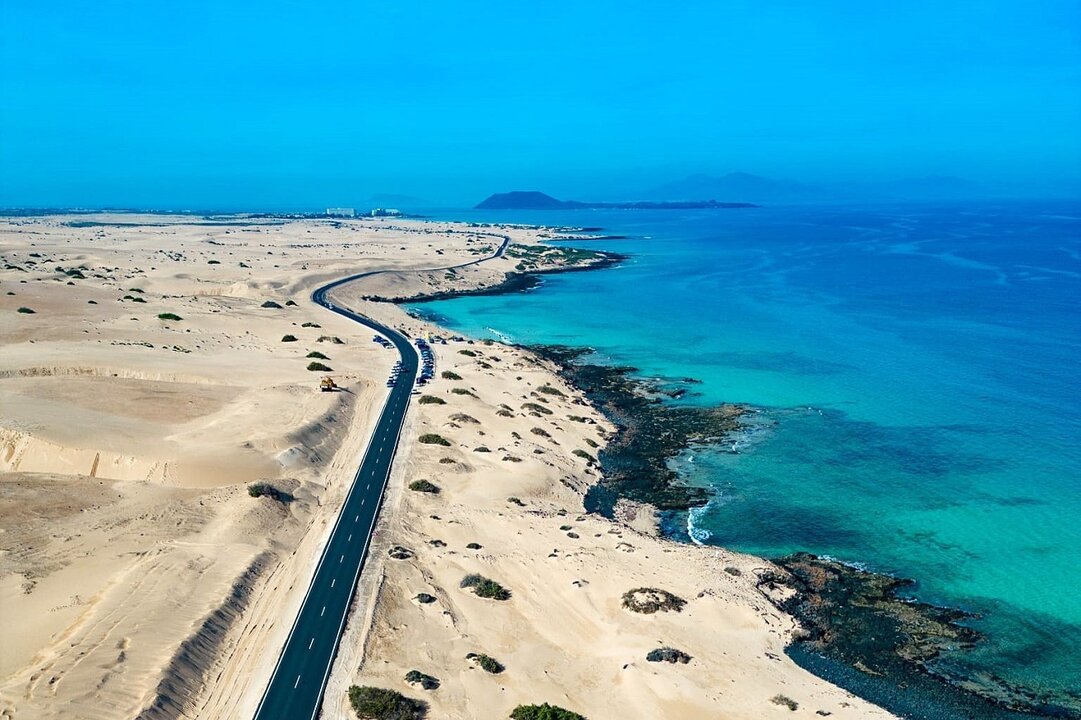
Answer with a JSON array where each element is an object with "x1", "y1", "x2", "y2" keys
[
  {"x1": 409, "y1": 479, "x2": 440, "y2": 494},
  {"x1": 317, "y1": 335, "x2": 345, "y2": 344},
  {"x1": 770, "y1": 695, "x2": 798, "y2": 711},
  {"x1": 646, "y1": 647, "x2": 692, "y2": 664},
  {"x1": 285, "y1": 300, "x2": 297, "y2": 306},
  {"x1": 261, "y1": 300, "x2": 283, "y2": 309},
  {"x1": 306, "y1": 351, "x2": 329, "y2": 359},
  {"x1": 418, "y1": 395, "x2": 446, "y2": 405},
  {"x1": 441, "y1": 370, "x2": 462, "y2": 380},
  {"x1": 302, "y1": 321, "x2": 321, "y2": 328},
  {"x1": 537, "y1": 385, "x2": 564, "y2": 396},
  {"x1": 458, "y1": 349, "x2": 477, "y2": 357},
  {"x1": 531, "y1": 427, "x2": 551, "y2": 438},
  {"x1": 419, "y1": 433, "x2": 451, "y2": 446},
  {"x1": 157, "y1": 312, "x2": 182, "y2": 321},
  {"x1": 460, "y1": 574, "x2": 511, "y2": 600},
  {"x1": 17, "y1": 307, "x2": 35, "y2": 314},
  {"x1": 281, "y1": 334, "x2": 298, "y2": 342},
  {"x1": 572, "y1": 449, "x2": 595, "y2": 462},
  {"x1": 247, "y1": 482, "x2": 292, "y2": 502},
  {"x1": 584, "y1": 438, "x2": 599, "y2": 448},
  {"x1": 451, "y1": 388, "x2": 476, "y2": 397},
  {"x1": 466, "y1": 652, "x2": 504, "y2": 674},
  {"x1": 621, "y1": 587, "x2": 687, "y2": 614},
  {"x1": 521, "y1": 402, "x2": 552, "y2": 415},
  {"x1": 510, "y1": 703, "x2": 586, "y2": 720},
  {"x1": 347, "y1": 685, "x2": 427, "y2": 720},
  {"x1": 404, "y1": 670, "x2": 439, "y2": 690},
  {"x1": 207, "y1": 259, "x2": 221, "y2": 265},
  {"x1": 307, "y1": 361, "x2": 333, "y2": 372}
]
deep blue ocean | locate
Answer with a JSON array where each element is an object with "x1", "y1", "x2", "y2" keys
[{"x1": 411, "y1": 201, "x2": 1081, "y2": 711}]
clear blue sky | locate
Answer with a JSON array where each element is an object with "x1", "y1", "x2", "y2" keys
[{"x1": 2, "y1": 0, "x2": 1079, "y2": 209}]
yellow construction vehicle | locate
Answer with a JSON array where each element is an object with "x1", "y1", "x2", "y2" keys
[{"x1": 320, "y1": 376, "x2": 338, "y2": 392}]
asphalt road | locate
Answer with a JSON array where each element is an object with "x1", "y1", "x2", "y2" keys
[{"x1": 253, "y1": 236, "x2": 509, "y2": 720}]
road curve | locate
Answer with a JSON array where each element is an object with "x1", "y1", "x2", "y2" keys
[{"x1": 252, "y1": 235, "x2": 509, "y2": 720}]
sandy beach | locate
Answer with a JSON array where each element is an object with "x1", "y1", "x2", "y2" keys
[{"x1": 0, "y1": 214, "x2": 892, "y2": 719}]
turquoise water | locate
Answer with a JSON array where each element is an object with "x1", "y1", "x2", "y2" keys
[{"x1": 412, "y1": 202, "x2": 1081, "y2": 708}]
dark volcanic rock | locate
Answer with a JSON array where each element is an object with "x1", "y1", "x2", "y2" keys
[
  {"x1": 762, "y1": 553, "x2": 1080, "y2": 719},
  {"x1": 529, "y1": 345, "x2": 745, "y2": 512}
]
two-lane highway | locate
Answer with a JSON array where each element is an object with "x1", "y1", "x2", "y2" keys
[{"x1": 254, "y1": 236, "x2": 509, "y2": 720}]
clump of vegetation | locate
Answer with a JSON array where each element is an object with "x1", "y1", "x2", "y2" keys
[
  {"x1": 317, "y1": 335, "x2": 345, "y2": 344},
  {"x1": 510, "y1": 703, "x2": 585, "y2": 720},
  {"x1": 414, "y1": 593, "x2": 436, "y2": 604},
  {"x1": 450, "y1": 413, "x2": 479, "y2": 424},
  {"x1": 507, "y1": 496, "x2": 526, "y2": 507},
  {"x1": 458, "y1": 349, "x2": 477, "y2": 357},
  {"x1": 451, "y1": 388, "x2": 476, "y2": 397},
  {"x1": 306, "y1": 350, "x2": 330, "y2": 359},
  {"x1": 347, "y1": 685, "x2": 427, "y2": 720},
  {"x1": 17, "y1": 306, "x2": 35, "y2": 314},
  {"x1": 646, "y1": 647, "x2": 692, "y2": 664},
  {"x1": 285, "y1": 300, "x2": 297, "y2": 306},
  {"x1": 770, "y1": 695, "x2": 799, "y2": 711},
  {"x1": 496, "y1": 408, "x2": 514, "y2": 418},
  {"x1": 157, "y1": 312, "x2": 182, "y2": 321},
  {"x1": 418, "y1": 395, "x2": 446, "y2": 405},
  {"x1": 408, "y1": 479, "x2": 440, "y2": 494},
  {"x1": 474, "y1": 446, "x2": 491, "y2": 453},
  {"x1": 460, "y1": 573, "x2": 511, "y2": 600},
  {"x1": 122, "y1": 294, "x2": 147, "y2": 303},
  {"x1": 441, "y1": 370, "x2": 462, "y2": 380},
  {"x1": 584, "y1": 438, "x2": 599, "y2": 448},
  {"x1": 207, "y1": 259, "x2": 221, "y2": 265},
  {"x1": 302, "y1": 321, "x2": 321, "y2": 328},
  {"x1": 621, "y1": 587, "x2": 687, "y2": 614},
  {"x1": 438, "y1": 457, "x2": 457, "y2": 464},
  {"x1": 502, "y1": 454, "x2": 522, "y2": 463},
  {"x1": 261, "y1": 300, "x2": 283, "y2": 309},
  {"x1": 567, "y1": 415, "x2": 588, "y2": 423},
  {"x1": 466, "y1": 652, "x2": 504, "y2": 674},
  {"x1": 537, "y1": 385, "x2": 565, "y2": 397},
  {"x1": 281, "y1": 334, "x2": 298, "y2": 342},
  {"x1": 724, "y1": 566, "x2": 742, "y2": 576},
  {"x1": 419, "y1": 433, "x2": 451, "y2": 446},
  {"x1": 521, "y1": 402, "x2": 552, "y2": 415},
  {"x1": 247, "y1": 482, "x2": 291, "y2": 502},
  {"x1": 466, "y1": 542, "x2": 482, "y2": 550},
  {"x1": 307, "y1": 361, "x2": 333, "y2": 372},
  {"x1": 404, "y1": 670, "x2": 440, "y2": 691},
  {"x1": 572, "y1": 449, "x2": 595, "y2": 462},
  {"x1": 531, "y1": 427, "x2": 551, "y2": 438},
  {"x1": 388, "y1": 546, "x2": 415, "y2": 560}
]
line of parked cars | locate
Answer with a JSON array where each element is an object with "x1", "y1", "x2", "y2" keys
[{"x1": 415, "y1": 338, "x2": 435, "y2": 385}]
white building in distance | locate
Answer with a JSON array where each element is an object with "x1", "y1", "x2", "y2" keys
[{"x1": 325, "y1": 207, "x2": 355, "y2": 217}]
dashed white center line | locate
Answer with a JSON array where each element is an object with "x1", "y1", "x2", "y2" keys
[
  {"x1": 320, "y1": 605, "x2": 326, "y2": 617},
  {"x1": 331, "y1": 578, "x2": 336, "y2": 588},
  {"x1": 347, "y1": 534, "x2": 352, "y2": 542},
  {"x1": 294, "y1": 674, "x2": 301, "y2": 688},
  {"x1": 308, "y1": 637, "x2": 314, "y2": 649},
  {"x1": 339, "y1": 554, "x2": 344, "y2": 563},
  {"x1": 354, "y1": 515, "x2": 359, "y2": 522}
]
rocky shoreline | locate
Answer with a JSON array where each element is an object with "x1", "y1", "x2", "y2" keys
[
  {"x1": 527, "y1": 344, "x2": 745, "y2": 513},
  {"x1": 410, "y1": 234, "x2": 1079, "y2": 720}
]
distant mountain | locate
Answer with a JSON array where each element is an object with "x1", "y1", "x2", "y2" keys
[
  {"x1": 647, "y1": 172, "x2": 821, "y2": 203},
  {"x1": 475, "y1": 190, "x2": 754, "y2": 210},
  {"x1": 476, "y1": 191, "x2": 568, "y2": 210}
]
